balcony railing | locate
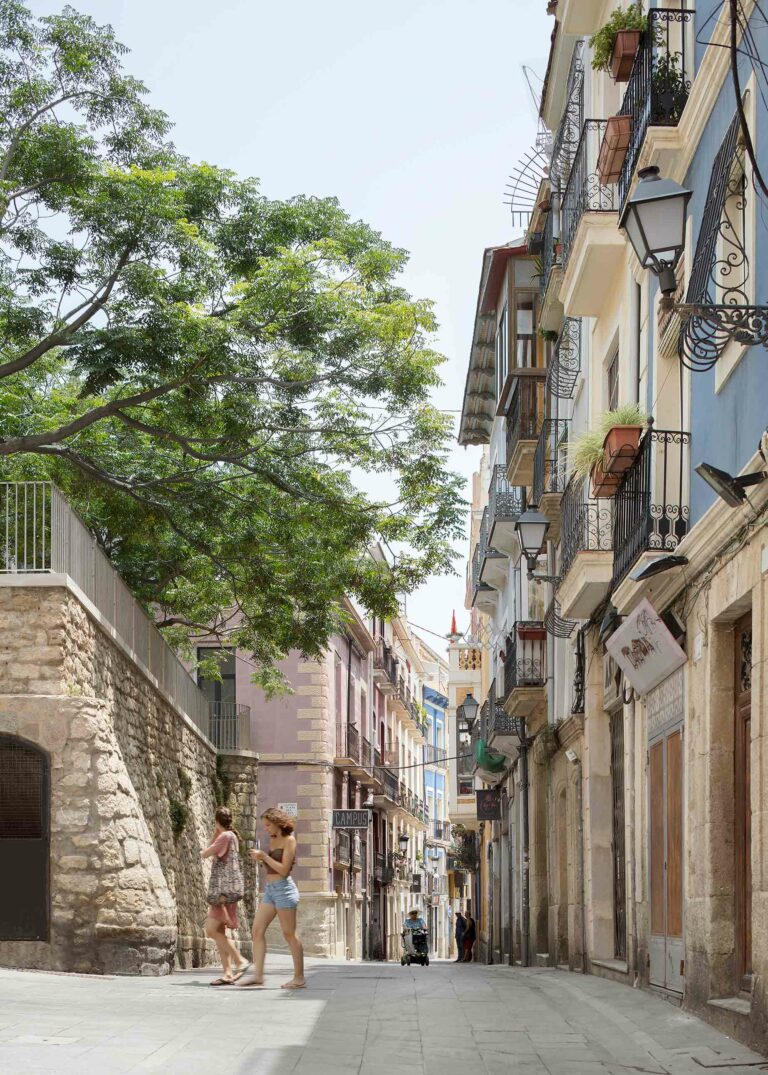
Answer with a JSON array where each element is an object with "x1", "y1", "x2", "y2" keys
[
  {"x1": 505, "y1": 374, "x2": 547, "y2": 464},
  {"x1": 611, "y1": 427, "x2": 690, "y2": 590},
  {"x1": 0, "y1": 481, "x2": 215, "y2": 744},
  {"x1": 558, "y1": 476, "x2": 614, "y2": 585},
  {"x1": 361, "y1": 736, "x2": 373, "y2": 771},
  {"x1": 561, "y1": 120, "x2": 617, "y2": 268},
  {"x1": 209, "y1": 702, "x2": 251, "y2": 752},
  {"x1": 424, "y1": 744, "x2": 448, "y2": 765},
  {"x1": 336, "y1": 722, "x2": 361, "y2": 764},
  {"x1": 471, "y1": 506, "x2": 493, "y2": 596},
  {"x1": 617, "y1": 8, "x2": 695, "y2": 213},
  {"x1": 374, "y1": 637, "x2": 399, "y2": 689},
  {"x1": 550, "y1": 40, "x2": 585, "y2": 192},
  {"x1": 533, "y1": 419, "x2": 571, "y2": 506},
  {"x1": 546, "y1": 318, "x2": 582, "y2": 400},
  {"x1": 503, "y1": 624, "x2": 546, "y2": 698},
  {"x1": 335, "y1": 830, "x2": 351, "y2": 865},
  {"x1": 489, "y1": 464, "x2": 525, "y2": 528},
  {"x1": 431, "y1": 820, "x2": 452, "y2": 842},
  {"x1": 374, "y1": 765, "x2": 399, "y2": 802}
]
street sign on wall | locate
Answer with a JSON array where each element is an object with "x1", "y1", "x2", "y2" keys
[
  {"x1": 332, "y1": 809, "x2": 371, "y2": 830},
  {"x1": 278, "y1": 802, "x2": 298, "y2": 817},
  {"x1": 476, "y1": 788, "x2": 501, "y2": 821}
]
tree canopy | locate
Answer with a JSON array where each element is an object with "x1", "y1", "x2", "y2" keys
[{"x1": 0, "y1": 1, "x2": 464, "y2": 690}]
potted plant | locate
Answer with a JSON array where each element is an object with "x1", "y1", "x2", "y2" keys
[
  {"x1": 589, "y1": 3, "x2": 647, "y2": 81},
  {"x1": 569, "y1": 404, "x2": 648, "y2": 497},
  {"x1": 597, "y1": 114, "x2": 633, "y2": 184},
  {"x1": 539, "y1": 327, "x2": 558, "y2": 343},
  {"x1": 517, "y1": 623, "x2": 547, "y2": 641}
]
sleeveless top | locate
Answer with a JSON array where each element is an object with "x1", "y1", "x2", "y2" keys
[{"x1": 264, "y1": 845, "x2": 295, "y2": 874}]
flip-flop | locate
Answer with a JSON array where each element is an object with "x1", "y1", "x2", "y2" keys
[
  {"x1": 210, "y1": 977, "x2": 233, "y2": 986},
  {"x1": 280, "y1": 981, "x2": 306, "y2": 990},
  {"x1": 230, "y1": 965, "x2": 250, "y2": 983}
]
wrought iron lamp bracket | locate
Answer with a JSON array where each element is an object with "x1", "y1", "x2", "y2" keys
[
  {"x1": 665, "y1": 300, "x2": 768, "y2": 349},
  {"x1": 530, "y1": 572, "x2": 562, "y2": 586}
]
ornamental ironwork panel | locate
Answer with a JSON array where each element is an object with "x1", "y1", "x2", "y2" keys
[
  {"x1": 561, "y1": 120, "x2": 618, "y2": 268},
  {"x1": 558, "y1": 476, "x2": 614, "y2": 585},
  {"x1": 506, "y1": 374, "x2": 547, "y2": 464},
  {"x1": 571, "y1": 627, "x2": 586, "y2": 715},
  {"x1": 491, "y1": 702, "x2": 522, "y2": 739},
  {"x1": 544, "y1": 598, "x2": 576, "y2": 639},
  {"x1": 540, "y1": 204, "x2": 557, "y2": 302},
  {"x1": 611, "y1": 427, "x2": 690, "y2": 591},
  {"x1": 533, "y1": 419, "x2": 571, "y2": 506},
  {"x1": 503, "y1": 623, "x2": 546, "y2": 698},
  {"x1": 678, "y1": 111, "x2": 765, "y2": 370},
  {"x1": 489, "y1": 464, "x2": 525, "y2": 527},
  {"x1": 617, "y1": 8, "x2": 695, "y2": 212},
  {"x1": 546, "y1": 318, "x2": 582, "y2": 399},
  {"x1": 550, "y1": 41, "x2": 585, "y2": 190}
]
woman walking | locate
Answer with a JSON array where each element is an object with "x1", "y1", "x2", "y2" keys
[
  {"x1": 201, "y1": 806, "x2": 248, "y2": 985},
  {"x1": 238, "y1": 807, "x2": 305, "y2": 989},
  {"x1": 462, "y1": 912, "x2": 476, "y2": 962}
]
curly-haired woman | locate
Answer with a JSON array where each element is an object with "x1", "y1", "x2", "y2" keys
[{"x1": 237, "y1": 807, "x2": 305, "y2": 989}]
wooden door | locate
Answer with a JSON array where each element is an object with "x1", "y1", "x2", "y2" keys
[
  {"x1": 649, "y1": 727, "x2": 684, "y2": 993},
  {"x1": 735, "y1": 614, "x2": 752, "y2": 990}
]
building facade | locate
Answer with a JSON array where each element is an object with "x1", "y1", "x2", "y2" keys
[{"x1": 450, "y1": 0, "x2": 768, "y2": 1050}]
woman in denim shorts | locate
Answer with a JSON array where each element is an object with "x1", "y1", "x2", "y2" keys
[{"x1": 238, "y1": 807, "x2": 305, "y2": 989}]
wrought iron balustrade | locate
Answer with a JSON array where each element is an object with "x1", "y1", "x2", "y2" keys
[
  {"x1": 374, "y1": 765, "x2": 399, "y2": 802},
  {"x1": 546, "y1": 318, "x2": 582, "y2": 400},
  {"x1": 558, "y1": 476, "x2": 614, "y2": 585},
  {"x1": 471, "y1": 506, "x2": 493, "y2": 596},
  {"x1": 540, "y1": 205, "x2": 557, "y2": 302},
  {"x1": 550, "y1": 41, "x2": 585, "y2": 191},
  {"x1": 424, "y1": 744, "x2": 448, "y2": 765},
  {"x1": 617, "y1": 8, "x2": 695, "y2": 212},
  {"x1": 489, "y1": 464, "x2": 525, "y2": 528},
  {"x1": 336, "y1": 722, "x2": 361, "y2": 763},
  {"x1": 374, "y1": 852, "x2": 386, "y2": 882},
  {"x1": 491, "y1": 700, "x2": 522, "y2": 739},
  {"x1": 611, "y1": 427, "x2": 690, "y2": 590},
  {"x1": 561, "y1": 120, "x2": 617, "y2": 267},
  {"x1": 506, "y1": 374, "x2": 547, "y2": 464},
  {"x1": 533, "y1": 419, "x2": 571, "y2": 506},
  {"x1": 374, "y1": 637, "x2": 399, "y2": 688},
  {"x1": 361, "y1": 736, "x2": 373, "y2": 771},
  {"x1": 478, "y1": 698, "x2": 490, "y2": 742},
  {"x1": 572, "y1": 626, "x2": 586, "y2": 715},
  {"x1": 503, "y1": 624, "x2": 546, "y2": 699},
  {"x1": 209, "y1": 703, "x2": 251, "y2": 752}
]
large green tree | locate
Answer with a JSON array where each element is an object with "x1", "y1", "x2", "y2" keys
[{"x1": 0, "y1": 2, "x2": 463, "y2": 689}]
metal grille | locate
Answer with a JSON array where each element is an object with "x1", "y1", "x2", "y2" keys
[
  {"x1": 546, "y1": 318, "x2": 582, "y2": 399},
  {"x1": 561, "y1": 120, "x2": 617, "y2": 268},
  {"x1": 558, "y1": 476, "x2": 614, "y2": 585},
  {"x1": 533, "y1": 419, "x2": 571, "y2": 506},
  {"x1": 571, "y1": 627, "x2": 586, "y2": 715},
  {"x1": 0, "y1": 737, "x2": 48, "y2": 839},
  {"x1": 505, "y1": 374, "x2": 547, "y2": 466},
  {"x1": 610, "y1": 712, "x2": 627, "y2": 961}
]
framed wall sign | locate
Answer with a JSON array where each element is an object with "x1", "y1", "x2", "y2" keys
[
  {"x1": 332, "y1": 809, "x2": 371, "y2": 830},
  {"x1": 605, "y1": 598, "x2": 686, "y2": 696},
  {"x1": 476, "y1": 788, "x2": 501, "y2": 821}
]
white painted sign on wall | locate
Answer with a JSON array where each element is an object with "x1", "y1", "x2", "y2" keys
[
  {"x1": 278, "y1": 802, "x2": 298, "y2": 817},
  {"x1": 605, "y1": 598, "x2": 687, "y2": 696}
]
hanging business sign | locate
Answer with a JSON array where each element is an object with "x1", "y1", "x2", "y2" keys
[
  {"x1": 605, "y1": 598, "x2": 687, "y2": 696},
  {"x1": 475, "y1": 788, "x2": 501, "y2": 821},
  {"x1": 332, "y1": 809, "x2": 371, "y2": 830}
]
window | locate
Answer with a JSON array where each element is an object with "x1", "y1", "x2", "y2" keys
[
  {"x1": 496, "y1": 304, "x2": 508, "y2": 399},
  {"x1": 607, "y1": 351, "x2": 619, "y2": 410},
  {"x1": 515, "y1": 292, "x2": 539, "y2": 369},
  {"x1": 196, "y1": 647, "x2": 236, "y2": 707}
]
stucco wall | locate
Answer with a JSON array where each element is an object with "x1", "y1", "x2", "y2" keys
[{"x1": 0, "y1": 585, "x2": 258, "y2": 975}]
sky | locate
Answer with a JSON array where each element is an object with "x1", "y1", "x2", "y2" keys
[{"x1": 29, "y1": 0, "x2": 552, "y2": 652}]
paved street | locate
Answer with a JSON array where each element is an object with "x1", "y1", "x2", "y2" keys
[{"x1": 1, "y1": 958, "x2": 766, "y2": 1075}]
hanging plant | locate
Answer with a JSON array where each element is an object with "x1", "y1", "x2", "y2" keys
[
  {"x1": 569, "y1": 404, "x2": 648, "y2": 484},
  {"x1": 589, "y1": 3, "x2": 647, "y2": 74}
]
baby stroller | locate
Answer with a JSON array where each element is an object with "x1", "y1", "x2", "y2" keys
[{"x1": 401, "y1": 928, "x2": 429, "y2": 966}]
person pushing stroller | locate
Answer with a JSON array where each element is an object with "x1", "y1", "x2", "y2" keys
[{"x1": 401, "y1": 908, "x2": 429, "y2": 965}]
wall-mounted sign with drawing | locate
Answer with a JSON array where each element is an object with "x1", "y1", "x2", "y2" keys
[
  {"x1": 605, "y1": 598, "x2": 686, "y2": 696},
  {"x1": 278, "y1": 803, "x2": 298, "y2": 817}
]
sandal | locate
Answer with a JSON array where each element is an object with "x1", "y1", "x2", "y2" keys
[
  {"x1": 230, "y1": 964, "x2": 249, "y2": 983},
  {"x1": 210, "y1": 977, "x2": 233, "y2": 986}
]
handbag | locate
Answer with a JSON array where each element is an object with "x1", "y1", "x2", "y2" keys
[{"x1": 206, "y1": 832, "x2": 245, "y2": 905}]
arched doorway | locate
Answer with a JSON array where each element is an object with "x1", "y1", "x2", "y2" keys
[{"x1": 0, "y1": 736, "x2": 50, "y2": 940}]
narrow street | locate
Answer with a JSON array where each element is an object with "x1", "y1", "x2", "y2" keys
[{"x1": 1, "y1": 959, "x2": 766, "y2": 1075}]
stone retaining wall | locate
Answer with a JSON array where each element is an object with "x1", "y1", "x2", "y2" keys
[{"x1": 0, "y1": 585, "x2": 258, "y2": 975}]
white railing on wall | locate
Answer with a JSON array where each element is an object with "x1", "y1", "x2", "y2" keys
[{"x1": 0, "y1": 481, "x2": 247, "y2": 750}]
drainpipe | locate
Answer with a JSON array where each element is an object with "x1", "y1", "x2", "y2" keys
[
  {"x1": 520, "y1": 717, "x2": 531, "y2": 967},
  {"x1": 629, "y1": 280, "x2": 641, "y2": 407}
]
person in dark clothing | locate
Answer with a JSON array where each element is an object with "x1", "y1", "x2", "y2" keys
[
  {"x1": 453, "y1": 911, "x2": 466, "y2": 962},
  {"x1": 462, "y1": 913, "x2": 476, "y2": 962}
]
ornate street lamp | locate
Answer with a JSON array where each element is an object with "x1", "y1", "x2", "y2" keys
[
  {"x1": 621, "y1": 166, "x2": 768, "y2": 350},
  {"x1": 515, "y1": 509, "x2": 550, "y2": 577},
  {"x1": 398, "y1": 832, "x2": 410, "y2": 854},
  {"x1": 456, "y1": 692, "x2": 479, "y2": 734}
]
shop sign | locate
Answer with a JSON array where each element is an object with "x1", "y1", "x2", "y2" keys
[
  {"x1": 332, "y1": 809, "x2": 371, "y2": 829},
  {"x1": 476, "y1": 788, "x2": 501, "y2": 820},
  {"x1": 605, "y1": 598, "x2": 687, "y2": 695}
]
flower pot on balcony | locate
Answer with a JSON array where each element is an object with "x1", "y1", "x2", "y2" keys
[
  {"x1": 538, "y1": 197, "x2": 551, "y2": 213},
  {"x1": 602, "y1": 424, "x2": 643, "y2": 475},
  {"x1": 590, "y1": 460, "x2": 623, "y2": 499},
  {"x1": 517, "y1": 625, "x2": 546, "y2": 641},
  {"x1": 597, "y1": 114, "x2": 633, "y2": 185},
  {"x1": 611, "y1": 28, "x2": 641, "y2": 81}
]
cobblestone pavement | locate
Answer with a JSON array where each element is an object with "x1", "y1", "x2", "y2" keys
[{"x1": 1, "y1": 957, "x2": 766, "y2": 1075}]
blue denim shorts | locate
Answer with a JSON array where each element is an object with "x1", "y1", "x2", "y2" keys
[{"x1": 262, "y1": 877, "x2": 299, "y2": 909}]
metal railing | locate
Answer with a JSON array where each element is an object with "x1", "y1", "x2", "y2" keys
[
  {"x1": 424, "y1": 743, "x2": 448, "y2": 765},
  {"x1": 533, "y1": 419, "x2": 571, "y2": 506},
  {"x1": 209, "y1": 703, "x2": 251, "y2": 752},
  {"x1": 503, "y1": 623, "x2": 546, "y2": 698},
  {"x1": 0, "y1": 482, "x2": 216, "y2": 743},
  {"x1": 471, "y1": 507, "x2": 491, "y2": 596},
  {"x1": 361, "y1": 736, "x2": 373, "y2": 771},
  {"x1": 430, "y1": 820, "x2": 451, "y2": 842},
  {"x1": 611, "y1": 427, "x2": 690, "y2": 590},
  {"x1": 550, "y1": 40, "x2": 585, "y2": 191},
  {"x1": 561, "y1": 120, "x2": 617, "y2": 268},
  {"x1": 489, "y1": 464, "x2": 525, "y2": 529},
  {"x1": 540, "y1": 204, "x2": 557, "y2": 302},
  {"x1": 617, "y1": 8, "x2": 695, "y2": 212},
  {"x1": 506, "y1": 373, "x2": 547, "y2": 465},
  {"x1": 374, "y1": 637, "x2": 399, "y2": 688},
  {"x1": 335, "y1": 830, "x2": 351, "y2": 865},
  {"x1": 374, "y1": 765, "x2": 399, "y2": 802},
  {"x1": 558, "y1": 475, "x2": 614, "y2": 585},
  {"x1": 546, "y1": 318, "x2": 582, "y2": 400},
  {"x1": 491, "y1": 700, "x2": 522, "y2": 739},
  {"x1": 336, "y1": 722, "x2": 361, "y2": 764}
]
